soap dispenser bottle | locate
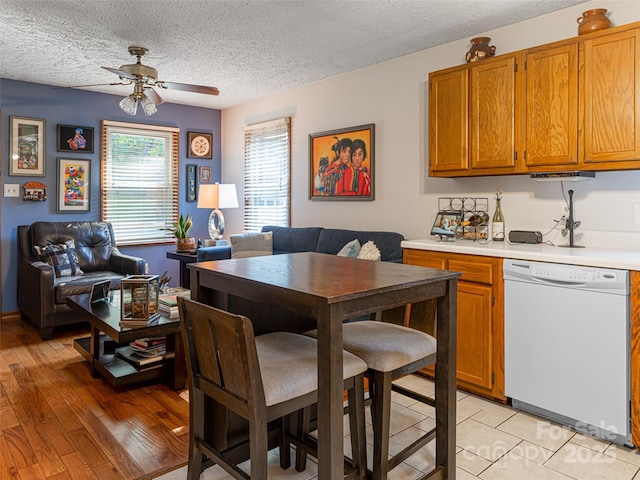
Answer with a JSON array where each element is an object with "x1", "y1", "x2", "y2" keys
[{"x1": 492, "y1": 188, "x2": 505, "y2": 241}]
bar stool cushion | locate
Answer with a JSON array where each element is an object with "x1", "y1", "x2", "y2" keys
[
  {"x1": 306, "y1": 321, "x2": 437, "y2": 373},
  {"x1": 257, "y1": 331, "x2": 367, "y2": 406}
]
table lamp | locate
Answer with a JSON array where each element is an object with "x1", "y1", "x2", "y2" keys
[{"x1": 197, "y1": 183, "x2": 238, "y2": 246}]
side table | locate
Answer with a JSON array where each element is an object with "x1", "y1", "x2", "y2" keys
[
  {"x1": 67, "y1": 292, "x2": 185, "y2": 390},
  {"x1": 166, "y1": 251, "x2": 197, "y2": 288}
]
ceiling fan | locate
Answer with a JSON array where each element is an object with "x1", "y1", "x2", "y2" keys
[{"x1": 67, "y1": 46, "x2": 219, "y2": 116}]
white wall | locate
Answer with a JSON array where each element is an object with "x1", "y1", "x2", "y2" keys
[{"x1": 222, "y1": 0, "x2": 640, "y2": 249}]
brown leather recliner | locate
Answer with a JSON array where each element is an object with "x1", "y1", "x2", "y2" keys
[{"x1": 18, "y1": 221, "x2": 146, "y2": 340}]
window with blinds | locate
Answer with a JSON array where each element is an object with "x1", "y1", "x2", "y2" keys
[
  {"x1": 101, "y1": 120, "x2": 179, "y2": 245},
  {"x1": 243, "y1": 117, "x2": 291, "y2": 232}
]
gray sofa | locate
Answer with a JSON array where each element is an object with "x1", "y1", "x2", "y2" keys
[
  {"x1": 197, "y1": 225, "x2": 405, "y2": 263},
  {"x1": 18, "y1": 221, "x2": 146, "y2": 339}
]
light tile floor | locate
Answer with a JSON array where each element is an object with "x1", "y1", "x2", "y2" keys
[{"x1": 159, "y1": 375, "x2": 640, "y2": 480}]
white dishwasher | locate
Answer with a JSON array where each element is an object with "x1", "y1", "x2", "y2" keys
[{"x1": 503, "y1": 259, "x2": 631, "y2": 446}]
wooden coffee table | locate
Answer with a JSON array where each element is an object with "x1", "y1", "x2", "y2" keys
[{"x1": 67, "y1": 291, "x2": 185, "y2": 390}]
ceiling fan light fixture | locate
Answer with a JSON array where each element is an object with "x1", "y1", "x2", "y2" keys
[
  {"x1": 92, "y1": 46, "x2": 218, "y2": 113},
  {"x1": 119, "y1": 94, "x2": 138, "y2": 115},
  {"x1": 140, "y1": 95, "x2": 157, "y2": 116}
]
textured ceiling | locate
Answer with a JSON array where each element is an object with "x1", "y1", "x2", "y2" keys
[{"x1": 0, "y1": 0, "x2": 587, "y2": 110}]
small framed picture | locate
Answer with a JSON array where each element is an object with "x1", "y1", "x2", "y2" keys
[
  {"x1": 57, "y1": 158, "x2": 90, "y2": 212},
  {"x1": 57, "y1": 125, "x2": 94, "y2": 153},
  {"x1": 431, "y1": 211, "x2": 463, "y2": 239},
  {"x1": 199, "y1": 166, "x2": 212, "y2": 183},
  {"x1": 23, "y1": 181, "x2": 48, "y2": 201},
  {"x1": 10, "y1": 116, "x2": 46, "y2": 176},
  {"x1": 187, "y1": 132, "x2": 213, "y2": 159}
]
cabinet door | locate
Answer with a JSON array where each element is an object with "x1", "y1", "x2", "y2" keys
[
  {"x1": 582, "y1": 29, "x2": 640, "y2": 163},
  {"x1": 403, "y1": 249, "x2": 504, "y2": 400},
  {"x1": 429, "y1": 67, "x2": 469, "y2": 173},
  {"x1": 470, "y1": 54, "x2": 522, "y2": 171},
  {"x1": 456, "y1": 281, "x2": 494, "y2": 391},
  {"x1": 525, "y1": 43, "x2": 579, "y2": 167}
]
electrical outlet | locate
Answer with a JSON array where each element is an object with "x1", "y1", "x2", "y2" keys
[
  {"x1": 633, "y1": 203, "x2": 640, "y2": 225},
  {"x1": 4, "y1": 184, "x2": 19, "y2": 197},
  {"x1": 560, "y1": 204, "x2": 570, "y2": 217}
]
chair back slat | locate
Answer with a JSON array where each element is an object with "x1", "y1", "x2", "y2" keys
[{"x1": 178, "y1": 297, "x2": 266, "y2": 415}]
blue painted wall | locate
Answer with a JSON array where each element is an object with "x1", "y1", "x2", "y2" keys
[{"x1": 1, "y1": 79, "x2": 222, "y2": 312}]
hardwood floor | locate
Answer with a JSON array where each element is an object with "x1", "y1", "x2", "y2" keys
[{"x1": 0, "y1": 314, "x2": 189, "y2": 480}]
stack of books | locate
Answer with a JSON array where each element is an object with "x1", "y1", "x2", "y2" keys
[
  {"x1": 158, "y1": 290, "x2": 190, "y2": 319},
  {"x1": 131, "y1": 336, "x2": 166, "y2": 350},
  {"x1": 116, "y1": 336, "x2": 174, "y2": 369}
]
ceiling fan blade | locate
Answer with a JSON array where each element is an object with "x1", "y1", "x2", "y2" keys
[
  {"x1": 102, "y1": 66, "x2": 137, "y2": 81},
  {"x1": 158, "y1": 81, "x2": 219, "y2": 96},
  {"x1": 55, "y1": 82, "x2": 130, "y2": 89},
  {"x1": 145, "y1": 87, "x2": 164, "y2": 105}
]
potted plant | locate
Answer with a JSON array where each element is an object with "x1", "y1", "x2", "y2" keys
[{"x1": 168, "y1": 213, "x2": 196, "y2": 252}]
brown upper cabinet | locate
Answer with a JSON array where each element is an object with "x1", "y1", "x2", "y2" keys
[
  {"x1": 428, "y1": 21, "x2": 640, "y2": 177},
  {"x1": 470, "y1": 53, "x2": 523, "y2": 174},
  {"x1": 429, "y1": 67, "x2": 469, "y2": 173},
  {"x1": 525, "y1": 43, "x2": 579, "y2": 168},
  {"x1": 581, "y1": 28, "x2": 640, "y2": 166}
]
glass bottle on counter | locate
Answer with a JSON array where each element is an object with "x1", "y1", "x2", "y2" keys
[{"x1": 492, "y1": 188, "x2": 505, "y2": 241}]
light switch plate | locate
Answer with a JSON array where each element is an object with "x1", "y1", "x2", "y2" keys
[{"x1": 4, "y1": 184, "x2": 19, "y2": 197}]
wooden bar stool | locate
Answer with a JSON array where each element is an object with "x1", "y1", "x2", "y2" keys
[
  {"x1": 306, "y1": 320, "x2": 437, "y2": 480},
  {"x1": 178, "y1": 297, "x2": 368, "y2": 480}
]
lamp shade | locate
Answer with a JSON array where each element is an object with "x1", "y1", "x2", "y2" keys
[{"x1": 197, "y1": 184, "x2": 239, "y2": 209}]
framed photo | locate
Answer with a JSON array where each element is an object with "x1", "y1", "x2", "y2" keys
[
  {"x1": 309, "y1": 124, "x2": 374, "y2": 201},
  {"x1": 431, "y1": 211, "x2": 463, "y2": 239},
  {"x1": 10, "y1": 116, "x2": 46, "y2": 176},
  {"x1": 57, "y1": 158, "x2": 90, "y2": 212},
  {"x1": 199, "y1": 166, "x2": 212, "y2": 183},
  {"x1": 186, "y1": 164, "x2": 197, "y2": 202},
  {"x1": 187, "y1": 131, "x2": 213, "y2": 159},
  {"x1": 57, "y1": 124, "x2": 94, "y2": 153}
]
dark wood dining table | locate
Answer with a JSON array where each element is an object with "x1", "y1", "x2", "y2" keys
[{"x1": 188, "y1": 251, "x2": 460, "y2": 480}]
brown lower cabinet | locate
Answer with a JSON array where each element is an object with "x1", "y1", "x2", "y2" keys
[{"x1": 404, "y1": 249, "x2": 505, "y2": 402}]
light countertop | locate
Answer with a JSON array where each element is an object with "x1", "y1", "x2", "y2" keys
[{"x1": 402, "y1": 238, "x2": 640, "y2": 271}]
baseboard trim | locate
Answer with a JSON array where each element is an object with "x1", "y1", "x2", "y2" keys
[{"x1": 2, "y1": 311, "x2": 21, "y2": 322}]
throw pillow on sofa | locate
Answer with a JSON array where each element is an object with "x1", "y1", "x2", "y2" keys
[
  {"x1": 34, "y1": 239, "x2": 84, "y2": 277},
  {"x1": 356, "y1": 241, "x2": 381, "y2": 261},
  {"x1": 230, "y1": 231, "x2": 273, "y2": 259},
  {"x1": 337, "y1": 239, "x2": 361, "y2": 258}
]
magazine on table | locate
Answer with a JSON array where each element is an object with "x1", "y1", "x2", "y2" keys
[{"x1": 115, "y1": 345, "x2": 175, "y2": 368}]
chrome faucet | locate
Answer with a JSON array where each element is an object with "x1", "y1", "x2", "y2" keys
[{"x1": 563, "y1": 189, "x2": 584, "y2": 248}]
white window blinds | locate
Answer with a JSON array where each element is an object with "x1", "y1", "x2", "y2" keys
[
  {"x1": 243, "y1": 117, "x2": 291, "y2": 232},
  {"x1": 101, "y1": 120, "x2": 179, "y2": 245}
]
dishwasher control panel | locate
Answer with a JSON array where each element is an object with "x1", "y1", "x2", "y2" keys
[
  {"x1": 531, "y1": 264, "x2": 619, "y2": 283},
  {"x1": 503, "y1": 259, "x2": 629, "y2": 294}
]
